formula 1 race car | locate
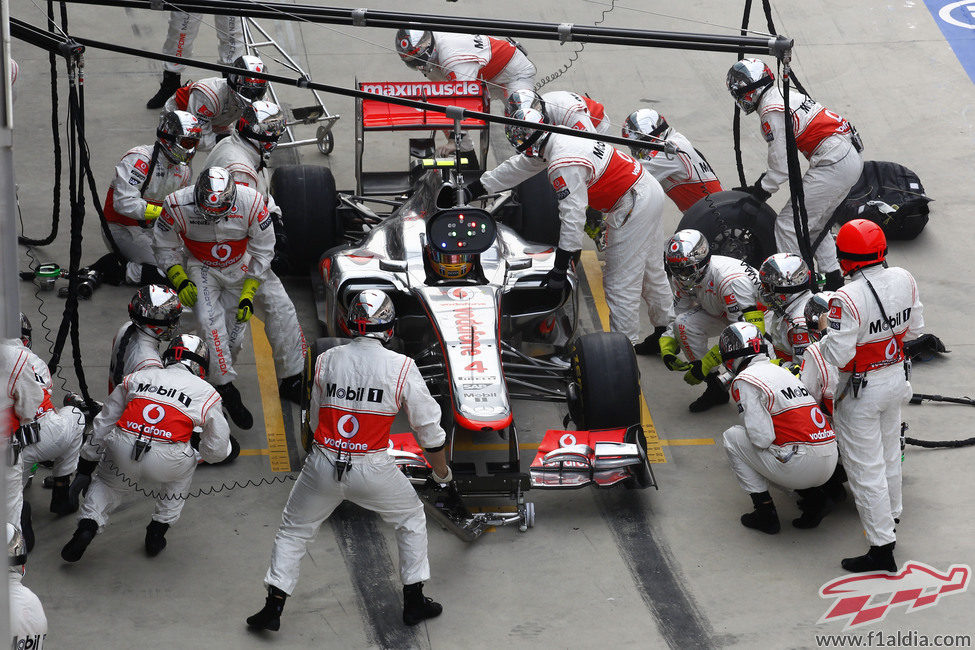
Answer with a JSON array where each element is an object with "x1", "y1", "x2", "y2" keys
[{"x1": 271, "y1": 80, "x2": 655, "y2": 541}]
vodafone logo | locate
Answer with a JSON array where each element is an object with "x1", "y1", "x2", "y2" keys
[
  {"x1": 337, "y1": 414, "x2": 359, "y2": 439},
  {"x1": 810, "y1": 406, "x2": 828, "y2": 429},
  {"x1": 885, "y1": 338, "x2": 898, "y2": 360},
  {"x1": 448, "y1": 287, "x2": 473, "y2": 301},
  {"x1": 670, "y1": 241, "x2": 680, "y2": 253},
  {"x1": 400, "y1": 38, "x2": 410, "y2": 50},
  {"x1": 143, "y1": 404, "x2": 165, "y2": 424},
  {"x1": 209, "y1": 193, "x2": 219, "y2": 202},
  {"x1": 939, "y1": 1, "x2": 975, "y2": 29},
  {"x1": 559, "y1": 433, "x2": 577, "y2": 447},
  {"x1": 211, "y1": 243, "x2": 232, "y2": 262}
]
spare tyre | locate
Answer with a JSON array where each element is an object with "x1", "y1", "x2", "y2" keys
[
  {"x1": 678, "y1": 190, "x2": 776, "y2": 268},
  {"x1": 568, "y1": 331, "x2": 641, "y2": 430},
  {"x1": 270, "y1": 165, "x2": 341, "y2": 275},
  {"x1": 513, "y1": 171, "x2": 560, "y2": 246}
]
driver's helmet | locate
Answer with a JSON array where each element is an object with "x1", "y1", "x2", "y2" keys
[
  {"x1": 621, "y1": 108, "x2": 670, "y2": 160},
  {"x1": 505, "y1": 89, "x2": 544, "y2": 117},
  {"x1": 227, "y1": 55, "x2": 269, "y2": 107},
  {"x1": 156, "y1": 110, "x2": 201, "y2": 165},
  {"x1": 505, "y1": 107, "x2": 548, "y2": 157},
  {"x1": 395, "y1": 29, "x2": 435, "y2": 72},
  {"x1": 759, "y1": 253, "x2": 811, "y2": 312},
  {"x1": 194, "y1": 167, "x2": 237, "y2": 222},
  {"x1": 427, "y1": 248, "x2": 474, "y2": 279},
  {"x1": 347, "y1": 289, "x2": 395, "y2": 343},
  {"x1": 237, "y1": 100, "x2": 286, "y2": 159},
  {"x1": 129, "y1": 284, "x2": 182, "y2": 340},
  {"x1": 664, "y1": 229, "x2": 711, "y2": 291}
]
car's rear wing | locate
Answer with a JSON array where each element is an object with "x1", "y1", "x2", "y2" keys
[{"x1": 354, "y1": 79, "x2": 491, "y2": 195}]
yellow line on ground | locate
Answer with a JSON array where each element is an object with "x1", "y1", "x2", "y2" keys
[
  {"x1": 659, "y1": 438, "x2": 715, "y2": 447},
  {"x1": 238, "y1": 448, "x2": 270, "y2": 456},
  {"x1": 251, "y1": 317, "x2": 292, "y2": 473},
  {"x1": 579, "y1": 251, "x2": 667, "y2": 464}
]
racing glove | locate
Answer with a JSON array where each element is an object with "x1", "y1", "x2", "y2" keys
[
  {"x1": 465, "y1": 179, "x2": 487, "y2": 200},
  {"x1": 68, "y1": 457, "x2": 98, "y2": 503},
  {"x1": 167, "y1": 264, "x2": 197, "y2": 307},
  {"x1": 543, "y1": 247, "x2": 575, "y2": 294},
  {"x1": 742, "y1": 308, "x2": 767, "y2": 334},
  {"x1": 734, "y1": 174, "x2": 771, "y2": 202},
  {"x1": 660, "y1": 334, "x2": 692, "y2": 372},
  {"x1": 236, "y1": 277, "x2": 261, "y2": 323},
  {"x1": 142, "y1": 203, "x2": 163, "y2": 228},
  {"x1": 684, "y1": 344, "x2": 723, "y2": 385}
]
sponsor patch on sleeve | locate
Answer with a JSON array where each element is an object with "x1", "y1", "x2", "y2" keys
[
  {"x1": 552, "y1": 175, "x2": 570, "y2": 201},
  {"x1": 828, "y1": 299, "x2": 842, "y2": 330},
  {"x1": 761, "y1": 120, "x2": 774, "y2": 142},
  {"x1": 724, "y1": 292, "x2": 741, "y2": 313},
  {"x1": 134, "y1": 159, "x2": 150, "y2": 174},
  {"x1": 197, "y1": 104, "x2": 214, "y2": 118}
]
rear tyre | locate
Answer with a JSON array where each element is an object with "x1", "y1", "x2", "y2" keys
[
  {"x1": 513, "y1": 172, "x2": 560, "y2": 246},
  {"x1": 678, "y1": 190, "x2": 777, "y2": 269},
  {"x1": 569, "y1": 332, "x2": 641, "y2": 430},
  {"x1": 270, "y1": 165, "x2": 340, "y2": 275},
  {"x1": 301, "y1": 337, "x2": 352, "y2": 452}
]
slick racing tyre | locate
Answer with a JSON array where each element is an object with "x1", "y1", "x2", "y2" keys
[
  {"x1": 512, "y1": 172, "x2": 560, "y2": 246},
  {"x1": 569, "y1": 332, "x2": 641, "y2": 430},
  {"x1": 678, "y1": 190, "x2": 776, "y2": 269},
  {"x1": 301, "y1": 337, "x2": 352, "y2": 452},
  {"x1": 271, "y1": 165, "x2": 341, "y2": 275}
]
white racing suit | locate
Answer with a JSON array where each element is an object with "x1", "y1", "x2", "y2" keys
[
  {"x1": 423, "y1": 32, "x2": 536, "y2": 100},
  {"x1": 162, "y1": 11, "x2": 243, "y2": 74},
  {"x1": 801, "y1": 340, "x2": 838, "y2": 416},
  {"x1": 480, "y1": 134, "x2": 672, "y2": 343},
  {"x1": 670, "y1": 256, "x2": 761, "y2": 360},
  {"x1": 756, "y1": 87, "x2": 864, "y2": 273},
  {"x1": 164, "y1": 77, "x2": 244, "y2": 151},
  {"x1": 765, "y1": 292, "x2": 812, "y2": 362},
  {"x1": 79, "y1": 364, "x2": 230, "y2": 527},
  {"x1": 265, "y1": 336, "x2": 447, "y2": 593},
  {"x1": 724, "y1": 358, "x2": 838, "y2": 493},
  {"x1": 108, "y1": 321, "x2": 164, "y2": 394},
  {"x1": 103, "y1": 144, "x2": 192, "y2": 285},
  {"x1": 9, "y1": 573, "x2": 47, "y2": 649},
  {"x1": 541, "y1": 90, "x2": 612, "y2": 135},
  {"x1": 820, "y1": 264, "x2": 922, "y2": 546},
  {"x1": 153, "y1": 184, "x2": 305, "y2": 387},
  {"x1": 638, "y1": 130, "x2": 723, "y2": 213},
  {"x1": 2, "y1": 340, "x2": 44, "y2": 529}
]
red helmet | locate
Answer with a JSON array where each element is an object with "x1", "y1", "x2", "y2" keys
[{"x1": 836, "y1": 218, "x2": 887, "y2": 275}]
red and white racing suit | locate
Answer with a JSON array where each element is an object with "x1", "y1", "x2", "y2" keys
[
  {"x1": 819, "y1": 264, "x2": 922, "y2": 546},
  {"x1": 9, "y1": 572, "x2": 47, "y2": 650},
  {"x1": 638, "y1": 130, "x2": 723, "y2": 213},
  {"x1": 164, "y1": 77, "x2": 243, "y2": 150},
  {"x1": 2, "y1": 340, "x2": 44, "y2": 529},
  {"x1": 480, "y1": 134, "x2": 672, "y2": 343},
  {"x1": 103, "y1": 144, "x2": 192, "y2": 285},
  {"x1": 108, "y1": 321, "x2": 164, "y2": 394},
  {"x1": 80, "y1": 364, "x2": 230, "y2": 527},
  {"x1": 724, "y1": 358, "x2": 838, "y2": 494},
  {"x1": 765, "y1": 292, "x2": 812, "y2": 362},
  {"x1": 800, "y1": 340, "x2": 838, "y2": 416},
  {"x1": 756, "y1": 88, "x2": 864, "y2": 273},
  {"x1": 16, "y1": 344, "x2": 85, "y2": 480},
  {"x1": 202, "y1": 132, "x2": 281, "y2": 217},
  {"x1": 161, "y1": 11, "x2": 243, "y2": 74},
  {"x1": 670, "y1": 256, "x2": 761, "y2": 360},
  {"x1": 541, "y1": 90, "x2": 611, "y2": 135},
  {"x1": 153, "y1": 184, "x2": 305, "y2": 387},
  {"x1": 423, "y1": 32, "x2": 536, "y2": 99},
  {"x1": 264, "y1": 337, "x2": 446, "y2": 593}
]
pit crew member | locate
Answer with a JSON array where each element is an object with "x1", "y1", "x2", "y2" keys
[
  {"x1": 506, "y1": 89, "x2": 611, "y2": 135},
  {"x1": 759, "y1": 253, "x2": 814, "y2": 362},
  {"x1": 202, "y1": 100, "x2": 286, "y2": 197},
  {"x1": 8, "y1": 524, "x2": 46, "y2": 649},
  {"x1": 2, "y1": 338, "x2": 43, "y2": 534}
]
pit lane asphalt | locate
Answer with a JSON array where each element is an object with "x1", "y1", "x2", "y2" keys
[{"x1": 9, "y1": 1, "x2": 975, "y2": 648}]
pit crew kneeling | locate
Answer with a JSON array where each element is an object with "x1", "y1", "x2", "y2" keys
[
  {"x1": 60, "y1": 335, "x2": 232, "y2": 562},
  {"x1": 720, "y1": 322, "x2": 838, "y2": 534},
  {"x1": 247, "y1": 290, "x2": 450, "y2": 632}
]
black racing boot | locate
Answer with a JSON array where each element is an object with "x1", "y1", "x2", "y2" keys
[
  {"x1": 822, "y1": 464, "x2": 848, "y2": 504},
  {"x1": 633, "y1": 326, "x2": 668, "y2": 356},
  {"x1": 824, "y1": 270, "x2": 845, "y2": 291},
  {"x1": 20, "y1": 501, "x2": 35, "y2": 553},
  {"x1": 50, "y1": 475, "x2": 78, "y2": 516},
  {"x1": 278, "y1": 373, "x2": 303, "y2": 403},
  {"x1": 842, "y1": 542, "x2": 897, "y2": 573},
  {"x1": 146, "y1": 70, "x2": 181, "y2": 109},
  {"x1": 88, "y1": 253, "x2": 126, "y2": 287},
  {"x1": 61, "y1": 517, "x2": 98, "y2": 562},
  {"x1": 145, "y1": 520, "x2": 170, "y2": 557},
  {"x1": 216, "y1": 383, "x2": 253, "y2": 430},
  {"x1": 403, "y1": 582, "x2": 442, "y2": 626},
  {"x1": 792, "y1": 487, "x2": 831, "y2": 529},
  {"x1": 246, "y1": 586, "x2": 288, "y2": 631},
  {"x1": 689, "y1": 374, "x2": 730, "y2": 413},
  {"x1": 202, "y1": 434, "x2": 241, "y2": 466},
  {"x1": 138, "y1": 263, "x2": 169, "y2": 287},
  {"x1": 740, "y1": 491, "x2": 780, "y2": 534}
]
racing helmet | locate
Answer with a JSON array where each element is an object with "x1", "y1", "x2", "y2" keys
[
  {"x1": 803, "y1": 290, "x2": 835, "y2": 340},
  {"x1": 719, "y1": 321, "x2": 769, "y2": 375},
  {"x1": 395, "y1": 29, "x2": 435, "y2": 71},
  {"x1": 506, "y1": 107, "x2": 548, "y2": 157},
  {"x1": 621, "y1": 108, "x2": 670, "y2": 160},
  {"x1": 162, "y1": 334, "x2": 209, "y2": 379},
  {"x1": 8, "y1": 524, "x2": 26, "y2": 576},
  {"x1": 19, "y1": 312, "x2": 31, "y2": 349},
  {"x1": 836, "y1": 218, "x2": 887, "y2": 276},
  {"x1": 726, "y1": 58, "x2": 775, "y2": 114},
  {"x1": 194, "y1": 167, "x2": 237, "y2": 222},
  {"x1": 664, "y1": 229, "x2": 711, "y2": 291},
  {"x1": 237, "y1": 100, "x2": 287, "y2": 159},
  {"x1": 347, "y1": 289, "x2": 395, "y2": 343},
  {"x1": 759, "y1": 253, "x2": 811, "y2": 312},
  {"x1": 427, "y1": 248, "x2": 475, "y2": 280},
  {"x1": 156, "y1": 110, "x2": 201, "y2": 165},
  {"x1": 129, "y1": 284, "x2": 182, "y2": 341},
  {"x1": 505, "y1": 89, "x2": 544, "y2": 117},
  {"x1": 227, "y1": 55, "x2": 269, "y2": 107}
]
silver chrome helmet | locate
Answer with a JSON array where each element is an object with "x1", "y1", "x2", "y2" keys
[
  {"x1": 156, "y1": 110, "x2": 201, "y2": 165},
  {"x1": 395, "y1": 29, "x2": 435, "y2": 71},
  {"x1": 759, "y1": 253, "x2": 811, "y2": 312},
  {"x1": 505, "y1": 89, "x2": 544, "y2": 117},
  {"x1": 19, "y1": 312, "x2": 31, "y2": 349},
  {"x1": 506, "y1": 107, "x2": 548, "y2": 157},
  {"x1": 162, "y1": 334, "x2": 209, "y2": 379},
  {"x1": 347, "y1": 289, "x2": 395, "y2": 343},
  {"x1": 621, "y1": 108, "x2": 670, "y2": 160},
  {"x1": 237, "y1": 100, "x2": 286, "y2": 159},
  {"x1": 227, "y1": 55, "x2": 269, "y2": 107},
  {"x1": 803, "y1": 291, "x2": 835, "y2": 340},
  {"x1": 194, "y1": 167, "x2": 237, "y2": 221},
  {"x1": 129, "y1": 284, "x2": 182, "y2": 340},
  {"x1": 719, "y1": 321, "x2": 769, "y2": 375},
  {"x1": 726, "y1": 58, "x2": 775, "y2": 114},
  {"x1": 664, "y1": 229, "x2": 711, "y2": 291},
  {"x1": 7, "y1": 524, "x2": 26, "y2": 576}
]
